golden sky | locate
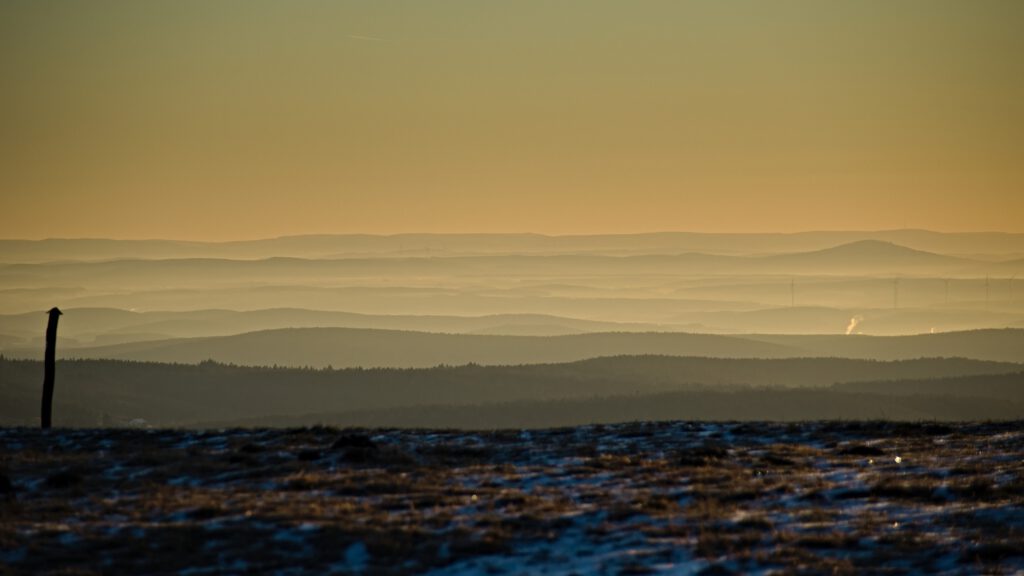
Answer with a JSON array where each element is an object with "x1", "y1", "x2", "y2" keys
[{"x1": 1, "y1": 1, "x2": 1022, "y2": 240}]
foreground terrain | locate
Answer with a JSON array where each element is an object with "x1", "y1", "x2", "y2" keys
[{"x1": 2, "y1": 421, "x2": 1023, "y2": 574}]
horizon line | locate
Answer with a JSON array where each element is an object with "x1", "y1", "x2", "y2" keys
[{"x1": 4, "y1": 228, "x2": 1024, "y2": 243}]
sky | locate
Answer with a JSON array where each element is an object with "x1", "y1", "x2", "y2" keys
[{"x1": 1, "y1": 1, "x2": 1023, "y2": 240}]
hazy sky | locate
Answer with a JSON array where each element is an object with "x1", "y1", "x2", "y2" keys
[{"x1": 2, "y1": 1, "x2": 1022, "y2": 240}]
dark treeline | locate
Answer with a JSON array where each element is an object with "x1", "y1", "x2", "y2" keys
[
  {"x1": 835, "y1": 371, "x2": 1024, "y2": 400},
  {"x1": 204, "y1": 389, "x2": 1024, "y2": 429},
  {"x1": 2, "y1": 355, "x2": 1021, "y2": 428}
]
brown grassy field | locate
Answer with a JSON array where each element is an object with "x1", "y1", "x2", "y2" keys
[{"x1": 2, "y1": 421, "x2": 1023, "y2": 575}]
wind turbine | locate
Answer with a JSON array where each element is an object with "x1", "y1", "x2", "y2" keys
[{"x1": 893, "y1": 278, "x2": 900, "y2": 309}]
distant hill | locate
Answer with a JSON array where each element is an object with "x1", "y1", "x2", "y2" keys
[
  {"x1": 974, "y1": 256, "x2": 1024, "y2": 276},
  {"x1": 12, "y1": 305, "x2": 1014, "y2": 351},
  {"x1": 0, "y1": 307, "x2": 669, "y2": 348},
  {"x1": 3, "y1": 231, "x2": 1023, "y2": 262},
  {"x1": 2, "y1": 235, "x2": 1017, "y2": 333},
  {"x1": 12, "y1": 326, "x2": 1024, "y2": 367},
  {"x1": 761, "y1": 240, "x2": 969, "y2": 273},
  {"x1": 0, "y1": 242, "x2": 981, "y2": 318},
  {"x1": 747, "y1": 329, "x2": 1024, "y2": 363},
  {"x1": 674, "y1": 306, "x2": 1024, "y2": 336},
  {"x1": 49, "y1": 328, "x2": 800, "y2": 367},
  {"x1": 0, "y1": 242, "x2": 978, "y2": 289}
]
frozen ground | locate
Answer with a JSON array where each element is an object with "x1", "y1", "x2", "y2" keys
[{"x1": 1, "y1": 421, "x2": 1023, "y2": 575}]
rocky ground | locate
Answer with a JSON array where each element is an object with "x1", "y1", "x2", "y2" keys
[{"x1": 2, "y1": 421, "x2": 1023, "y2": 575}]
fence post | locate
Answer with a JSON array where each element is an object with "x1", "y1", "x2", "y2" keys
[{"x1": 41, "y1": 307, "x2": 62, "y2": 429}]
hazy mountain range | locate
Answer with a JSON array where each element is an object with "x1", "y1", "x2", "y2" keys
[
  {"x1": 2, "y1": 234, "x2": 1022, "y2": 336},
  {"x1": 5, "y1": 326, "x2": 1022, "y2": 367},
  {"x1": 4, "y1": 231, "x2": 1023, "y2": 427},
  {"x1": 0, "y1": 308, "x2": 670, "y2": 347},
  {"x1": 0, "y1": 242, "x2": 1014, "y2": 287},
  {"x1": 2, "y1": 235, "x2": 1022, "y2": 358},
  {"x1": 4, "y1": 230, "x2": 1024, "y2": 262}
]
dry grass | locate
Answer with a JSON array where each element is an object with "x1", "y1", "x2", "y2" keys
[{"x1": 1, "y1": 421, "x2": 1022, "y2": 574}]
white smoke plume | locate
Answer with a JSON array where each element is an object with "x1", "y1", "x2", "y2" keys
[{"x1": 845, "y1": 315, "x2": 863, "y2": 335}]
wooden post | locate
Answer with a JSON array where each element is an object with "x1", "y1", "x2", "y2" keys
[{"x1": 41, "y1": 307, "x2": 62, "y2": 430}]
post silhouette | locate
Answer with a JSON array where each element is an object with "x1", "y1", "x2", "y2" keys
[{"x1": 41, "y1": 307, "x2": 62, "y2": 429}]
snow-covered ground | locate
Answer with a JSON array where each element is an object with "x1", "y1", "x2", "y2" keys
[{"x1": 2, "y1": 421, "x2": 1022, "y2": 574}]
